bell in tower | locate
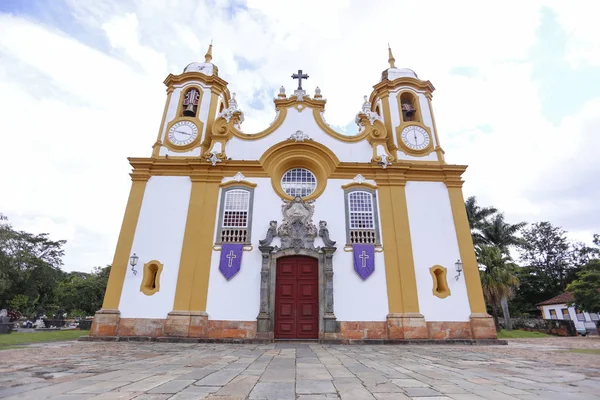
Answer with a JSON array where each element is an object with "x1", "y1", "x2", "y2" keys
[{"x1": 182, "y1": 88, "x2": 200, "y2": 117}]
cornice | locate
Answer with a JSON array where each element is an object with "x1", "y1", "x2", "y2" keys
[{"x1": 164, "y1": 72, "x2": 229, "y2": 94}]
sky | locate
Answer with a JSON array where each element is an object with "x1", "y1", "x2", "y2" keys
[{"x1": 0, "y1": 0, "x2": 599, "y2": 273}]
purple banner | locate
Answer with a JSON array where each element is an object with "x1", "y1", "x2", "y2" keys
[
  {"x1": 353, "y1": 243, "x2": 375, "y2": 280},
  {"x1": 219, "y1": 243, "x2": 243, "y2": 280}
]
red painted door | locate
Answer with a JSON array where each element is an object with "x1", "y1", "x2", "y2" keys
[{"x1": 275, "y1": 256, "x2": 319, "y2": 339}]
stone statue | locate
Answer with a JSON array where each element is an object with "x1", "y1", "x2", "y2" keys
[
  {"x1": 259, "y1": 220, "x2": 277, "y2": 246},
  {"x1": 318, "y1": 221, "x2": 336, "y2": 247}
]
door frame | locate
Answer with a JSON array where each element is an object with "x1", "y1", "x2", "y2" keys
[{"x1": 257, "y1": 246, "x2": 337, "y2": 338}]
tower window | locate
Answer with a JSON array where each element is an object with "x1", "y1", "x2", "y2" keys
[
  {"x1": 400, "y1": 92, "x2": 419, "y2": 122},
  {"x1": 182, "y1": 88, "x2": 200, "y2": 117},
  {"x1": 216, "y1": 186, "x2": 255, "y2": 244},
  {"x1": 343, "y1": 188, "x2": 381, "y2": 245},
  {"x1": 430, "y1": 265, "x2": 451, "y2": 299}
]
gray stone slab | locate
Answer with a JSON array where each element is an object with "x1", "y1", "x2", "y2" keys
[
  {"x1": 296, "y1": 379, "x2": 337, "y2": 394},
  {"x1": 148, "y1": 379, "x2": 195, "y2": 394},
  {"x1": 196, "y1": 368, "x2": 243, "y2": 386},
  {"x1": 215, "y1": 375, "x2": 259, "y2": 397},
  {"x1": 249, "y1": 382, "x2": 295, "y2": 400}
]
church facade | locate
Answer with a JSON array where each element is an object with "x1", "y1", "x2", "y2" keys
[{"x1": 90, "y1": 45, "x2": 497, "y2": 341}]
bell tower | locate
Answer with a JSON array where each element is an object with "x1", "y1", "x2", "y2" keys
[
  {"x1": 152, "y1": 43, "x2": 231, "y2": 158},
  {"x1": 369, "y1": 46, "x2": 445, "y2": 163}
]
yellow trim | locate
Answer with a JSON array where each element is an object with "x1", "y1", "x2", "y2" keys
[
  {"x1": 219, "y1": 180, "x2": 257, "y2": 189},
  {"x1": 260, "y1": 140, "x2": 339, "y2": 201},
  {"x1": 210, "y1": 107, "x2": 287, "y2": 142},
  {"x1": 430, "y1": 265, "x2": 451, "y2": 299},
  {"x1": 446, "y1": 185, "x2": 487, "y2": 314},
  {"x1": 426, "y1": 97, "x2": 446, "y2": 163},
  {"x1": 101, "y1": 179, "x2": 148, "y2": 309},
  {"x1": 152, "y1": 91, "x2": 173, "y2": 157},
  {"x1": 378, "y1": 184, "x2": 405, "y2": 313},
  {"x1": 201, "y1": 90, "x2": 221, "y2": 155},
  {"x1": 189, "y1": 181, "x2": 220, "y2": 311},
  {"x1": 379, "y1": 94, "x2": 398, "y2": 153},
  {"x1": 164, "y1": 72, "x2": 229, "y2": 97},
  {"x1": 164, "y1": 118, "x2": 204, "y2": 152},
  {"x1": 341, "y1": 181, "x2": 378, "y2": 190},
  {"x1": 389, "y1": 184, "x2": 421, "y2": 313},
  {"x1": 140, "y1": 260, "x2": 163, "y2": 296},
  {"x1": 312, "y1": 108, "x2": 369, "y2": 143}
]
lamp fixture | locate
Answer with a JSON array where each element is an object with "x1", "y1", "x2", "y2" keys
[
  {"x1": 454, "y1": 259, "x2": 463, "y2": 281},
  {"x1": 129, "y1": 253, "x2": 139, "y2": 275}
]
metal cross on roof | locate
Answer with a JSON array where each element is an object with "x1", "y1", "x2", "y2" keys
[{"x1": 291, "y1": 69, "x2": 309, "y2": 90}]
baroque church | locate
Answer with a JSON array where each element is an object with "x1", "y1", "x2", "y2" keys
[{"x1": 90, "y1": 44, "x2": 497, "y2": 341}]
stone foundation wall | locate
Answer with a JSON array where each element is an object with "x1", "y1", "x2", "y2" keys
[
  {"x1": 498, "y1": 318, "x2": 577, "y2": 336},
  {"x1": 91, "y1": 314, "x2": 496, "y2": 340}
]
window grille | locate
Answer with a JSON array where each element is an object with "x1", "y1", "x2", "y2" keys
[
  {"x1": 576, "y1": 309, "x2": 586, "y2": 321},
  {"x1": 281, "y1": 168, "x2": 317, "y2": 197},
  {"x1": 220, "y1": 189, "x2": 250, "y2": 243},
  {"x1": 561, "y1": 308, "x2": 570, "y2": 320},
  {"x1": 348, "y1": 191, "x2": 376, "y2": 244},
  {"x1": 549, "y1": 309, "x2": 557, "y2": 320}
]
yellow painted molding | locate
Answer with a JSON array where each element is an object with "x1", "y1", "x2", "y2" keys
[
  {"x1": 312, "y1": 108, "x2": 369, "y2": 143},
  {"x1": 219, "y1": 180, "x2": 257, "y2": 189},
  {"x1": 140, "y1": 260, "x2": 163, "y2": 296},
  {"x1": 274, "y1": 95, "x2": 327, "y2": 111},
  {"x1": 341, "y1": 181, "x2": 378, "y2": 190},
  {"x1": 101, "y1": 180, "x2": 147, "y2": 310},
  {"x1": 152, "y1": 91, "x2": 173, "y2": 158},
  {"x1": 447, "y1": 186, "x2": 487, "y2": 314},
  {"x1": 372, "y1": 76, "x2": 435, "y2": 98},
  {"x1": 430, "y1": 265, "x2": 451, "y2": 299},
  {"x1": 259, "y1": 140, "x2": 339, "y2": 201},
  {"x1": 427, "y1": 97, "x2": 446, "y2": 163},
  {"x1": 164, "y1": 72, "x2": 229, "y2": 96},
  {"x1": 175, "y1": 84, "x2": 204, "y2": 119}
]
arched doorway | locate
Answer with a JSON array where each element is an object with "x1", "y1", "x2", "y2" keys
[{"x1": 274, "y1": 256, "x2": 319, "y2": 339}]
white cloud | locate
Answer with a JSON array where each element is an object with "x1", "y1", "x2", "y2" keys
[{"x1": 0, "y1": 0, "x2": 599, "y2": 272}]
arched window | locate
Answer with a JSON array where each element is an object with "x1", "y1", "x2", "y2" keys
[
  {"x1": 344, "y1": 188, "x2": 381, "y2": 245},
  {"x1": 281, "y1": 168, "x2": 317, "y2": 198},
  {"x1": 181, "y1": 88, "x2": 200, "y2": 117},
  {"x1": 216, "y1": 187, "x2": 255, "y2": 244},
  {"x1": 400, "y1": 92, "x2": 419, "y2": 122}
]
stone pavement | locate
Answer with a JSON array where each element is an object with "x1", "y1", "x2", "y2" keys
[{"x1": 0, "y1": 340, "x2": 599, "y2": 400}]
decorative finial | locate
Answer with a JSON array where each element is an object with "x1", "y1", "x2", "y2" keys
[
  {"x1": 314, "y1": 86, "x2": 322, "y2": 99},
  {"x1": 388, "y1": 44, "x2": 396, "y2": 68},
  {"x1": 204, "y1": 40, "x2": 213, "y2": 63},
  {"x1": 278, "y1": 86, "x2": 286, "y2": 98}
]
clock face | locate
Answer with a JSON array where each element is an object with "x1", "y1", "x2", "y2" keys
[
  {"x1": 401, "y1": 125, "x2": 431, "y2": 151},
  {"x1": 168, "y1": 121, "x2": 199, "y2": 146}
]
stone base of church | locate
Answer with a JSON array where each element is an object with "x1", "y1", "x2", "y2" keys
[{"x1": 90, "y1": 310, "x2": 498, "y2": 340}]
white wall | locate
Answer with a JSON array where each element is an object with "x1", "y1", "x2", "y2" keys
[
  {"x1": 225, "y1": 107, "x2": 374, "y2": 163},
  {"x1": 205, "y1": 177, "x2": 390, "y2": 321},
  {"x1": 405, "y1": 181, "x2": 471, "y2": 321},
  {"x1": 542, "y1": 304, "x2": 598, "y2": 331},
  {"x1": 119, "y1": 176, "x2": 192, "y2": 318}
]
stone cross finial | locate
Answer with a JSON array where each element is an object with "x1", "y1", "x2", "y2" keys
[{"x1": 291, "y1": 69, "x2": 309, "y2": 90}]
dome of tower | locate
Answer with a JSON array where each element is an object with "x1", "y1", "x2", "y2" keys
[
  {"x1": 183, "y1": 42, "x2": 218, "y2": 76},
  {"x1": 380, "y1": 46, "x2": 419, "y2": 82}
]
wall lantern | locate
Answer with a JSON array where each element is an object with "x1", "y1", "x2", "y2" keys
[
  {"x1": 454, "y1": 259, "x2": 463, "y2": 281},
  {"x1": 129, "y1": 253, "x2": 139, "y2": 275}
]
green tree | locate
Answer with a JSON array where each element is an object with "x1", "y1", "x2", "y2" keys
[
  {"x1": 477, "y1": 245, "x2": 520, "y2": 330},
  {"x1": 566, "y1": 260, "x2": 600, "y2": 313},
  {"x1": 465, "y1": 196, "x2": 497, "y2": 246},
  {"x1": 55, "y1": 266, "x2": 111, "y2": 315},
  {"x1": 480, "y1": 213, "x2": 527, "y2": 253}
]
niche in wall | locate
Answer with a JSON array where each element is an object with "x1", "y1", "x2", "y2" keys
[
  {"x1": 430, "y1": 265, "x2": 451, "y2": 299},
  {"x1": 140, "y1": 260, "x2": 164, "y2": 296}
]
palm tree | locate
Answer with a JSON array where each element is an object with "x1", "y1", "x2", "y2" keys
[
  {"x1": 465, "y1": 196, "x2": 497, "y2": 246},
  {"x1": 480, "y1": 213, "x2": 527, "y2": 253},
  {"x1": 477, "y1": 245, "x2": 520, "y2": 330}
]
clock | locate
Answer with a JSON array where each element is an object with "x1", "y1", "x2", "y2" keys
[
  {"x1": 400, "y1": 125, "x2": 431, "y2": 151},
  {"x1": 167, "y1": 120, "x2": 199, "y2": 147}
]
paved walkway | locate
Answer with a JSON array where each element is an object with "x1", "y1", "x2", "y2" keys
[{"x1": 0, "y1": 339, "x2": 599, "y2": 399}]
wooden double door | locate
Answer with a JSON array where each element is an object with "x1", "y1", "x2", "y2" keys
[{"x1": 274, "y1": 256, "x2": 319, "y2": 339}]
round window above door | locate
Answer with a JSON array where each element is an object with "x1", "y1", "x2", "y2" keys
[{"x1": 280, "y1": 168, "x2": 317, "y2": 198}]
